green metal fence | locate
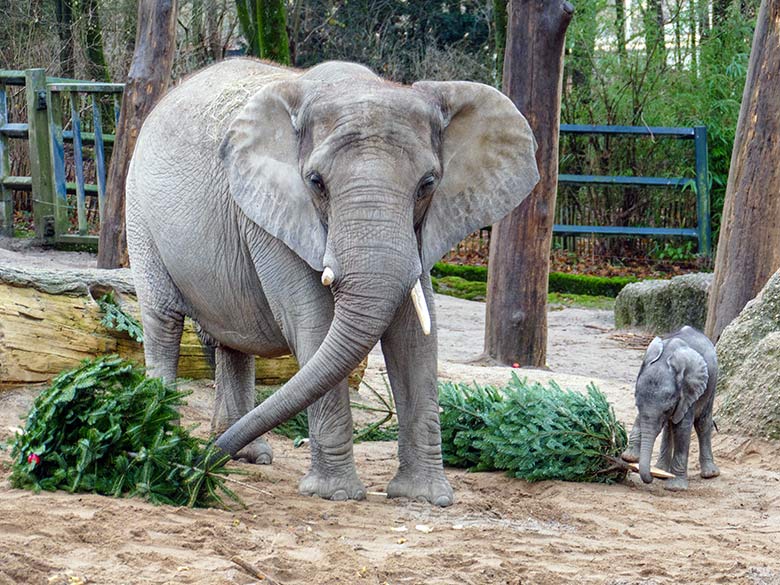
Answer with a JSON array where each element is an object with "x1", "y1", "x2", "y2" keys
[{"x1": 0, "y1": 68, "x2": 123, "y2": 243}]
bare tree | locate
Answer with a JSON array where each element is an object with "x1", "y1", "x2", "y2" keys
[{"x1": 97, "y1": 0, "x2": 178, "y2": 268}]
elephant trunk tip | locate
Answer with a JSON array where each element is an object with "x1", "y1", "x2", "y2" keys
[{"x1": 640, "y1": 468, "x2": 654, "y2": 484}]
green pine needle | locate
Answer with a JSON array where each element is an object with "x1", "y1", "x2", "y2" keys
[
  {"x1": 96, "y1": 292, "x2": 144, "y2": 343},
  {"x1": 438, "y1": 373, "x2": 628, "y2": 484},
  {"x1": 10, "y1": 356, "x2": 242, "y2": 508}
]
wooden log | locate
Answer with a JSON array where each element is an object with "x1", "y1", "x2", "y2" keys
[{"x1": 0, "y1": 266, "x2": 364, "y2": 389}]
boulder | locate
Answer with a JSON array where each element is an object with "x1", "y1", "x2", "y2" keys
[
  {"x1": 716, "y1": 268, "x2": 780, "y2": 439},
  {"x1": 614, "y1": 272, "x2": 713, "y2": 334}
]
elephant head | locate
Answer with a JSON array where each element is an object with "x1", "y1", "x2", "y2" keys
[
  {"x1": 214, "y1": 63, "x2": 539, "y2": 456},
  {"x1": 635, "y1": 336, "x2": 709, "y2": 483}
]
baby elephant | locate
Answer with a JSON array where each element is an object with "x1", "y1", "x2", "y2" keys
[{"x1": 622, "y1": 326, "x2": 719, "y2": 490}]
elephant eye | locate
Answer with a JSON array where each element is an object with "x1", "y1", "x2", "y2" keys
[
  {"x1": 416, "y1": 172, "x2": 438, "y2": 201},
  {"x1": 307, "y1": 171, "x2": 326, "y2": 197}
]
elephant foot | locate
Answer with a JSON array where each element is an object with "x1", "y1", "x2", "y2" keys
[
  {"x1": 664, "y1": 476, "x2": 689, "y2": 491},
  {"x1": 700, "y1": 461, "x2": 720, "y2": 479},
  {"x1": 621, "y1": 446, "x2": 640, "y2": 463},
  {"x1": 235, "y1": 436, "x2": 273, "y2": 465},
  {"x1": 299, "y1": 469, "x2": 366, "y2": 502},
  {"x1": 387, "y1": 468, "x2": 454, "y2": 507}
]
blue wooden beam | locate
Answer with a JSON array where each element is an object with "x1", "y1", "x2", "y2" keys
[
  {"x1": 560, "y1": 124, "x2": 695, "y2": 138},
  {"x1": 553, "y1": 225, "x2": 698, "y2": 237},
  {"x1": 558, "y1": 174, "x2": 694, "y2": 189}
]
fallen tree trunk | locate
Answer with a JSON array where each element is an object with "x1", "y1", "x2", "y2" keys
[{"x1": 0, "y1": 266, "x2": 363, "y2": 389}]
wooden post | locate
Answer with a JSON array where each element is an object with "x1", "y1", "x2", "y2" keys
[
  {"x1": 0, "y1": 85, "x2": 12, "y2": 237},
  {"x1": 484, "y1": 0, "x2": 573, "y2": 367},
  {"x1": 705, "y1": 0, "x2": 780, "y2": 341},
  {"x1": 26, "y1": 69, "x2": 56, "y2": 242},
  {"x1": 97, "y1": 0, "x2": 177, "y2": 268}
]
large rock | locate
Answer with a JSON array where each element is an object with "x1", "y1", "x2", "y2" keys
[
  {"x1": 614, "y1": 272, "x2": 713, "y2": 334},
  {"x1": 716, "y1": 268, "x2": 780, "y2": 439}
]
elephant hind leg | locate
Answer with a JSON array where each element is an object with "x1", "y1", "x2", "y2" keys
[
  {"x1": 212, "y1": 345, "x2": 273, "y2": 465},
  {"x1": 695, "y1": 412, "x2": 720, "y2": 479}
]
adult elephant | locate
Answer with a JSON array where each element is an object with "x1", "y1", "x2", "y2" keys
[{"x1": 126, "y1": 59, "x2": 538, "y2": 507}]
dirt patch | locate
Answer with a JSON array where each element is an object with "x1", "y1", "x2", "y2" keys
[{"x1": 0, "y1": 258, "x2": 778, "y2": 584}]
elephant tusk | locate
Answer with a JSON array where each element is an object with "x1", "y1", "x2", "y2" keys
[
  {"x1": 321, "y1": 267, "x2": 334, "y2": 286},
  {"x1": 410, "y1": 279, "x2": 431, "y2": 336}
]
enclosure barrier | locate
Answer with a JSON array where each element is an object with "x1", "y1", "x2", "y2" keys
[
  {"x1": 555, "y1": 124, "x2": 711, "y2": 257},
  {"x1": 0, "y1": 68, "x2": 123, "y2": 243},
  {"x1": 1, "y1": 69, "x2": 711, "y2": 257}
]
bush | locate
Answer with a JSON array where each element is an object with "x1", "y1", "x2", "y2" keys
[
  {"x1": 438, "y1": 374, "x2": 628, "y2": 483},
  {"x1": 432, "y1": 262, "x2": 637, "y2": 298},
  {"x1": 10, "y1": 356, "x2": 240, "y2": 508}
]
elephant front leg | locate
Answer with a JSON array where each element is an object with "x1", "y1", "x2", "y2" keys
[
  {"x1": 299, "y1": 379, "x2": 366, "y2": 501},
  {"x1": 212, "y1": 346, "x2": 273, "y2": 465},
  {"x1": 665, "y1": 416, "x2": 694, "y2": 491},
  {"x1": 621, "y1": 415, "x2": 641, "y2": 462},
  {"x1": 381, "y1": 276, "x2": 453, "y2": 507}
]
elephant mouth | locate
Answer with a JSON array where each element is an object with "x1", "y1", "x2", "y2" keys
[{"x1": 321, "y1": 264, "x2": 431, "y2": 336}]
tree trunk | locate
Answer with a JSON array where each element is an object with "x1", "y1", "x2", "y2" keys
[
  {"x1": 484, "y1": 0, "x2": 573, "y2": 367},
  {"x1": 80, "y1": 0, "x2": 112, "y2": 82},
  {"x1": 492, "y1": 0, "x2": 508, "y2": 85},
  {"x1": 235, "y1": 0, "x2": 291, "y2": 64},
  {"x1": 705, "y1": 0, "x2": 780, "y2": 341},
  {"x1": 54, "y1": 0, "x2": 75, "y2": 78},
  {"x1": 615, "y1": 0, "x2": 627, "y2": 58},
  {"x1": 644, "y1": 0, "x2": 666, "y2": 65},
  {"x1": 97, "y1": 0, "x2": 178, "y2": 269},
  {"x1": 0, "y1": 266, "x2": 366, "y2": 390}
]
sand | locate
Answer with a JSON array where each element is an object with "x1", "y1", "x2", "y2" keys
[{"x1": 1, "y1": 245, "x2": 779, "y2": 584}]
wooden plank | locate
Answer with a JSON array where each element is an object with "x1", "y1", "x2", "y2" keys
[
  {"x1": 68, "y1": 92, "x2": 88, "y2": 235},
  {"x1": 0, "y1": 85, "x2": 12, "y2": 237},
  {"x1": 46, "y1": 82, "x2": 125, "y2": 93},
  {"x1": 47, "y1": 88, "x2": 70, "y2": 238},
  {"x1": 0, "y1": 71, "x2": 25, "y2": 85},
  {"x1": 25, "y1": 69, "x2": 56, "y2": 240},
  {"x1": 91, "y1": 95, "x2": 107, "y2": 224},
  {"x1": 553, "y1": 224, "x2": 698, "y2": 237},
  {"x1": 2, "y1": 176, "x2": 32, "y2": 190},
  {"x1": 694, "y1": 125, "x2": 712, "y2": 257},
  {"x1": 558, "y1": 174, "x2": 693, "y2": 188},
  {"x1": 561, "y1": 124, "x2": 695, "y2": 138},
  {"x1": 0, "y1": 122, "x2": 29, "y2": 138}
]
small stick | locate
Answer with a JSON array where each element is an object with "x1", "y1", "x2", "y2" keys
[
  {"x1": 627, "y1": 462, "x2": 675, "y2": 479},
  {"x1": 221, "y1": 475, "x2": 275, "y2": 498},
  {"x1": 229, "y1": 555, "x2": 282, "y2": 584}
]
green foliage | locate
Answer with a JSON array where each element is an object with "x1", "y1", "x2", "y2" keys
[
  {"x1": 547, "y1": 272, "x2": 637, "y2": 298},
  {"x1": 650, "y1": 241, "x2": 698, "y2": 262},
  {"x1": 10, "y1": 356, "x2": 242, "y2": 508},
  {"x1": 96, "y1": 292, "x2": 144, "y2": 343},
  {"x1": 431, "y1": 276, "x2": 487, "y2": 301},
  {"x1": 235, "y1": 0, "x2": 291, "y2": 64},
  {"x1": 438, "y1": 375, "x2": 628, "y2": 484},
  {"x1": 432, "y1": 262, "x2": 636, "y2": 298},
  {"x1": 255, "y1": 378, "x2": 399, "y2": 444}
]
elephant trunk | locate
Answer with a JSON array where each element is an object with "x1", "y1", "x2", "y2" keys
[
  {"x1": 215, "y1": 234, "x2": 419, "y2": 457},
  {"x1": 638, "y1": 420, "x2": 659, "y2": 484}
]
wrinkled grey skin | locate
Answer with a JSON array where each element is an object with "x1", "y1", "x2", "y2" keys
[
  {"x1": 126, "y1": 59, "x2": 538, "y2": 506},
  {"x1": 622, "y1": 326, "x2": 720, "y2": 491}
]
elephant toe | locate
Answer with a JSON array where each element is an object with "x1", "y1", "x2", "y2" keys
[
  {"x1": 664, "y1": 476, "x2": 689, "y2": 491},
  {"x1": 299, "y1": 469, "x2": 366, "y2": 502},
  {"x1": 235, "y1": 437, "x2": 274, "y2": 465},
  {"x1": 700, "y1": 463, "x2": 720, "y2": 479},
  {"x1": 387, "y1": 468, "x2": 454, "y2": 507},
  {"x1": 621, "y1": 449, "x2": 639, "y2": 463}
]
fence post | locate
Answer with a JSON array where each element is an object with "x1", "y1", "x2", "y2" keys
[
  {"x1": 694, "y1": 125, "x2": 712, "y2": 257},
  {"x1": 25, "y1": 68, "x2": 55, "y2": 241},
  {"x1": 0, "y1": 84, "x2": 12, "y2": 237}
]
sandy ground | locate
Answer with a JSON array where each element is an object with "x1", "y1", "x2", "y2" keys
[{"x1": 1, "y1": 245, "x2": 779, "y2": 584}]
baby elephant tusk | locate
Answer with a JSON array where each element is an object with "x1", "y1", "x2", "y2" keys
[
  {"x1": 410, "y1": 279, "x2": 431, "y2": 336},
  {"x1": 321, "y1": 267, "x2": 334, "y2": 286}
]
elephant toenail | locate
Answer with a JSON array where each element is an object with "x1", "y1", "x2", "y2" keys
[
  {"x1": 330, "y1": 490, "x2": 349, "y2": 501},
  {"x1": 434, "y1": 495, "x2": 453, "y2": 507}
]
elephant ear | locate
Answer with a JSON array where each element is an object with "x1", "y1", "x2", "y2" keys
[
  {"x1": 668, "y1": 345, "x2": 709, "y2": 424},
  {"x1": 412, "y1": 81, "x2": 540, "y2": 272},
  {"x1": 220, "y1": 80, "x2": 326, "y2": 271}
]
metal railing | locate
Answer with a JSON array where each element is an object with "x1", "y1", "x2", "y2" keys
[
  {"x1": 0, "y1": 68, "x2": 123, "y2": 243},
  {"x1": 555, "y1": 124, "x2": 712, "y2": 257}
]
